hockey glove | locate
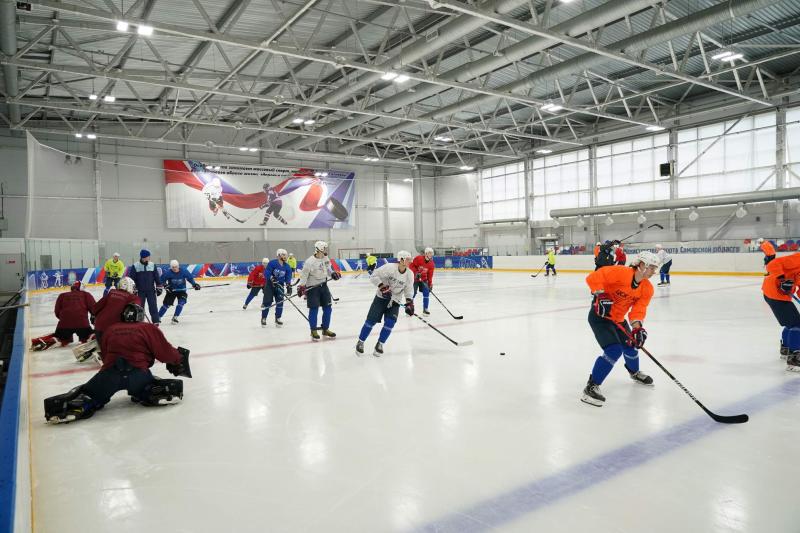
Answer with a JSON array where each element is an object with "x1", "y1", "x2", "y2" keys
[
  {"x1": 415, "y1": 272, "x2": 422, "y2": 282},
  {"x1": 193, "y1": 284, "x2": 201, "y2": 291},
  {"x1": 593, "y1": 292, "x2": 613, "y2": 318},
  {"x1": 405, "y1": 298, "x2": 415, "y2": 316},
  {"x1": 378, "y1": 283, "x2": 392, "y2": 296},
  {"x1": 778, "y1": 277, "x2": 795, "y2": 295},
  {"x1": 331, "y1": 271, "x2": 341, "y2": 281},
  {"x1": 631, "y1": 326, "x2": 648, "y2": 348},
  {"x1": 297, "y1": 285, "x2": 307, "y2": 298},
  {"x1": 166, "y1": 347, "x2": 192, "y2": 378},
  {"x1": 286, "y1": 284, "x2": 293, "y2": 296},
  {"x1": 247, "y1": 283, "x2": 252, "y2": 289},
  {"x1": 90, "y1": 315, "x2": 95, "y2": 325},
  {"x1": 156, "y1": 287, "x2": 163, "y2": 297}
]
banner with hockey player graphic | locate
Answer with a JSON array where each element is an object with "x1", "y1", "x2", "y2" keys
[{"x1": 163, "y1": 160, "x2": 356, "y2": 229}]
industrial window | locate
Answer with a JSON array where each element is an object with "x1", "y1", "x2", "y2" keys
[
  {"x1": 531, "y1": 149, "x2": 590, "y2": 221},
  {"x1": 595, "y1": 134, "x2": 670, "y2": 206},
  {"x1": 478, "y1": 162, "x2": 526, "y2": 222}
]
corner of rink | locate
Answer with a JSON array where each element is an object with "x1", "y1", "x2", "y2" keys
[{"x1": 0, "y1": 292, "x2": 33, "y2": 533}]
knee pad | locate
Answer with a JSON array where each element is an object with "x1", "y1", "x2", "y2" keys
[
  {"x1": 622, "y1": 346, "x2": 639, "y2": 360},
  {"x1": 601, "y1": 344, "x2": 624, "y2": 365},
  {"x1": 44, "y1": 386, "x2": 98, "y2": 424},
  {"x1": 383, "y1": 317, "x2": 397, "y2": 331},
  {"x1": 137, "y1": 377, "x2": 183, "y2": 406}
]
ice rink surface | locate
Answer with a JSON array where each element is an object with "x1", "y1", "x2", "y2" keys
[{"x1": 24, "y1": 270, "x2": 800, "y2": 532}]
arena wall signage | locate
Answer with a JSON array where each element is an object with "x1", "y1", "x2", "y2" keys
[{"x1": 163, "y1": 160, "x2": 356, "y2": 229}]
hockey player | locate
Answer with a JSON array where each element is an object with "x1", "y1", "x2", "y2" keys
[
  {"x1": 356, "y1": 251, "x2": 415, "y2": 357},
  {"x1": 761, "y1": 252, "x2": 800, "y2": 371},
  {"x1": 128, "y1": 249, "x2": 163, "y2": 325},
  {"x1": 594, "y1": 240, "x2": 617, "y2": 270},
  {"x1": 31, "y1": 281, "x2": 97, "y2": 351},
  {"x1": 259, "y1": 184, "x2": 288, "y2": 226},
  {"x1": 581, "y1": 251, "x2": 660, "y2": 407},
  {"x1": 757, "y1": 238, "x2": 777, "y2": 266},
  {"x1": 655, "y1": 244, "x2": 672, "y2": 286},
  {"x1": 202, "y1": 177, "x2": 232, "y2": 219},
  {"x1": 593, "y1": 242, "x2": 601, "y2": 258},
  {"x1": 43, "y1": 303, "x2": 191, "y2": 424},
  {"x1": 102, "y1": 252, "x2": 125, "y2": 295},
  {"x1": 81, "y1": 276, "x2": 139, "y2": 360},
  {"x1": 244, "y1": 258, "x2": 269, "y2": 309},
  {"x1": 366, "y1": 253, "x2": 378, "y2": 275},
  {"x1": 159, "y1": 260, "x2": 201, "y2": 324},
  {"x1": 615, "y1": 243, "x2": 627, "y2": 266},
  {"x1": 297, "y1": 241, "x2": 341, "y2": 341},
  {"x1": 409, "y1": 247, "x2": 435, "y2": 316},
  {"x1": 545, "y1": 249, "x2": 557, "y2": 276},
  {"x1": 287, "y1": 253, "x2": 298, "y2": 275},
  {"x1": 261, "y1": 249, "x2": 293, "y2": 327}
]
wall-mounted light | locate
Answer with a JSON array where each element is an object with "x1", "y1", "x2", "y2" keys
[
  {"x1": 576, "y1": 215, "x2": 585, "y2": 228},
  {"x1": 552, "y1": 218, "x2": 560, "y2": 228},
  {"x1": 637, "y1": 210, "x2": 647, "y2": 224},
  {"x1": 735, "y1": 202, "x2": 748, "y2": 218},
  {"x1": 604, "y1": 214, "x2": 614, "y2": 226},
  {"x1": 688, "y1": 207, "x2": 699, "y2": 222}
]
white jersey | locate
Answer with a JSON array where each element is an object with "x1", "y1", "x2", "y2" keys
[
  {"x1": 202, "y1": 182, "x2": 223, "y2": 200},
  {"x1": 300, "y1": 254, "x2": 333, "y2": 287},
  {"x1": 657, "y1": 249, "x2": 672, "y2": 264},
  {"x1": 371, "y1": 263, "x2": 414, "y2": 305}
]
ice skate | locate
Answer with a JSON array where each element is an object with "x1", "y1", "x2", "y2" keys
[
  {"x1": 275, "y1": 317, "x2": 283, "y2": 327},
  {"x1": 780, "y1": 342, "x2": 790, "y2": 359},
  {"x1": 628, "y1": 370, "x2": 654, "y2": 386},
  {"x1": 171, "y1": 317, "x2": 179, "y2": 324},
  {"x1": 322, "y1": 329, "x2": 336, "y2": 339},
  {"x1": 581, "y1": 376, "x2": 605, "y2": 406},
  {"x1": 373, "y1": 342, "x2": 384, "y2": 357},
  {"x1": 356, "y1": 340, "x2": 364, "y2": 356},
  {"x1": 311, "y1": 329, "x2": 321, "y2": 341},
  {"x1": 422, "y1": 309, "x2": 430, "y2": 316},
  {"x1": 787, "y1": 352, "x2": 800, "y2": 372},
  {"x1": 261, "y1": 317, "x2": 266, "y2": 327}
]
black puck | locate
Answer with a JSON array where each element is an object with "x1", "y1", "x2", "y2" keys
[{"x1": 500, "y1": 352, "x2": 506, "y2": 355}]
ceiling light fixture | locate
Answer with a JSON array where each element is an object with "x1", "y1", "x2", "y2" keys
[
  {"x1": 646, "y1": 125, "x2": 665, "y2": 131},
  {"x1": 304, "y1": 119, "x2": 315, "y2": 125},
  {"x1": 239, "y1": 147, "x2": 248, "y2": 151},
  {"x1": 75, "y1": 133, "x2": 83, "y2": 138},
  {"x1": 381, "y1": 72, "x2": 398, "y2": 81},
  {"x1": 103, "y1": 95, "x2": 115, "y2": 103},
  {"x1": 541, "y1": 103, "x2": 563, "y2": 113},
  {"x1": 292, "y1": 118, "x2": 304, "y2": 124},
  {"x1": 88, "y1": 94, "x2": 98, "y2": 100},
  {"x1": 248, "y1": 147, "x2": 257, "y2": 152},
  {"x1": 536, "y1": 149, "x2": 552, "y2": 154},
  {"x1": 394, "y1": 74, "x2": 410, "y2": 83},
  {"x1": 712, "y1": 51, "x2": 734, "y2": 60},
  {"x1": 403, "y1": 178, "x2": 413, "y2": 183},
  {"x1": 86, "y1": 133, "x2": 97, "y2": 139},
  {"x1": 116, "y1": 20, "x2": 129, "y2": 31},
  {"x1": 137, "y1": 25, "x2": 154, "y2": 36}
]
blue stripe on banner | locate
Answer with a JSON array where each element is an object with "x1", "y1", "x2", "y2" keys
[
  {"x1": 413, "y1": 378, "x2": 800, "y2": 533},
  {"x1": 0, "y1": 298, "x2": 27, "y2": 533}
]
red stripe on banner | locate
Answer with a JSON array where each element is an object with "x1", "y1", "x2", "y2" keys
[
  {"x1": 164, "y1": 160, "x2": 202, "y2": 189},
  {"x1": 96, "y1": 269, "x2": 105, "y2": 283}
]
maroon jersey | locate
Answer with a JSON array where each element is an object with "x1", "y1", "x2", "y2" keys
[
  {"x1": 54, "y1": 290, "x2": 96, "y2": 329},
  {"x1": 409, "y1": 255, "x2": 435, "y2": 285},
  {"x1": 93, "y1": 289, "x2": 139, "y2": 334},
  {"x1": 99, "y1": 322, "x2": 182, "y2": 371},
  {"x1": 247, "y1": 265, "x2": 267, "y2": 287}
]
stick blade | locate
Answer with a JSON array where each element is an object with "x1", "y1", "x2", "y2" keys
[
  {"x1": 710, "y1": 412, "x2": 749, "y2": 424},
  {"x1": 650, "y1": 223, "x2": 665, "y2": 230},
  {"x1": 453, "y1": 315, "x2": 464, "y2": 320},
  {"x1": 457, "y1": 340, "x2": 474, "y2": 347}
]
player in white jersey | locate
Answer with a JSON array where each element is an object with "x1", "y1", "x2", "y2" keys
[
  {"x1": 201, "y1": 177, "x2": 231, "y2": 219},
  {"x1": 355, "y1": 251, "x2": 415, "y2": 357},
  {"x1": 655, "y1": 244, "x2": 673, "y2": 286},
  {"x1": 297, "y1": 241, "x2": 341, "y2": 341}
]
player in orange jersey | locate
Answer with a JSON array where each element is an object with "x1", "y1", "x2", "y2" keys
[
  {"x1": 581, "y1": 251, "x2": 661, "y2": 407},
  {"x1": 762, "y1": 252, "x2": 800, "y2": 371},
  {"x1": 757, "y1": 238, "x2": 776, "y2": 266}
]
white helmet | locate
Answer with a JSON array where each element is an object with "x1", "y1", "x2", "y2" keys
[
  {"x1": 757, "y1": 238, "x2": 764, "y2": 244},
  {"x1": 596, "y1": 242, "x2": 601, "y2": 246},
  {"x1": 113, "y1": 252, "x2": 120, "y2": 258},
  {"x1": 424, "y1": 247, "x2": 434, "y2": 255},
  {"x1": 170, "y1": 259, "x2": 179, "y2": 269},
  {"x1": 289, "y1": 253, "x2": 295, "y2": 257},
  {"x1": 276, "y1": 248, "x2": 288, "y2": 259},
  {"x1": 262, "y1": 257, "x2": 269, "y2": 265},
  {"x1": 655, "y1": 243, "x2": 663, "y2": 249},
  {"x1": 212, "y1": 177, "x2": 221, "y2": 187},
  {"x1": 636, "y1": 251, "x2": 661, "y2": 268},
  {"x1": 315, "y1": 241, "x2": 328, "y2": 254},
  {"x1": 118, "y1": 276, "x2": 136, "y2": 294},
  {"x1": 397, "y1": 250, "x2": 412, "y2": 261}
]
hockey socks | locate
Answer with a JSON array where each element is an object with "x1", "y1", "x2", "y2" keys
[
  {"x1": 359, "y1": 321, "x2": 375, "y2": 342},
  {"x1": 261, "y1": 306, "x2": 270, "y2": 320},
  {"x1": 321, "y1": 306, "x2": 332, "y2": 329},
  {"x1": 590, "y1": 344, "x2": 624, "y2": 385},
  {"x1": 783, "y1": 327, "x2": 790, "y2": 348},
  {"x1": 622, "y1": 345, "x2": 640, "y2": 373},
  {"x1": 788, "y1": 326, "x2": 800, "y2": 351},
  {"x1": 309, "y1": 307, "x2": 319, "y2": 330},
  {"x1": 379, "y1": 317, "x2": 396, "y2": 343},
  {"x1": 174, "y1": 303, "x2": 184, "y2": 317},
  {"x1": 158, "y1": 305, "x2": 168, "y2": 318}
]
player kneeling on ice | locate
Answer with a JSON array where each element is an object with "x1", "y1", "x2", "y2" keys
[
  {"x1": 356, "y1": 251, "x2": 415, "y2": 357},
  {"x1": 159, "y1": 260, "x2": 200, "y2": 324},
  {"x1": 31, "y1": 281, "x2": 96, "y2": 351},
  {"x1": 761, "y1": 252, "x2": 800, "y2": 371},
  {"x1": 73, "y1": 276, "x2": 139, "y2": 362},
  {"x1": 297, "y1": 241, "x2": 340, "y2": 341},
  {"x1": 410, "y1": 247, "x2": 435, "y2": 316},
  {"x1": 261, "y1": 249, "x2": 293, "y2": 327},
  {"x1": 581, "y1": 251, "x2": 660, "y2": 407},
  {"x1": 43, "y1": 303, "x2": 191, "y2": 424}
]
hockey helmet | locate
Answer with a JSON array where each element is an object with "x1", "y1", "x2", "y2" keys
[
  {"x1": 635, "y1": 251, "x2": 661, "y2": 269},
  {"x1": 121, "y1": 303, "x2": 145, "y2": 323},
  {"x1": 315, "y1": 241, "x2": 328, "y2": 254},
  {"x1": 118, "y1": 277, "x2": 136, "y2": 294}
]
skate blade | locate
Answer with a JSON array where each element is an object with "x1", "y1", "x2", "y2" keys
[
  {"x1": 47, "y1": 414, "x2": 76, "y2": 424},
  {"x1": 355, "y1": 349, "x2": 364, "y2": 357},
  {"x1": 157, "y1": 397, "x2": 181, "y2": 405},
  {"x1": 372, "y1": 352, "x2": 382, "y2": 357},
  {"x1": 786, "y1": 365, "x2": 800, "y2": 373},
  {"x1": 631, "y1": 380, "x2": 655, "y2": 387},
  {"x1": 580, "y1": 395, "x2": 604, "y2": 407}
]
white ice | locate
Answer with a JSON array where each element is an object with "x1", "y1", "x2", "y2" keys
[{"x1": 24, "y1": 270, "x2": 800, "y2": 532}]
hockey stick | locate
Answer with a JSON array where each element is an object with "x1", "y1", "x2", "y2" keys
[
  {"x1": 411, "y1": 311, "x2": 473, "y2": 346},
  {"x1": 200, "y1": 283, "x2": 231, "y2": 288},
  {"x1": 618, "y1": 223, "x2": 664, "y2": 244},
  {"x1": 0, "y1": 302, "x2": 29, "y2": 310},
  {"x1": 613, "y1": 323, "x2": 748, "y2": 424},
  {"x1": 422, "y1": 283, "x2": 463, "y2": 320},
  {"x1": 284, "y1": 294, "x2": 309, "y2": 322},
  {"x1": 530, "y1": 263, "x2": 546, "y2": 278}
]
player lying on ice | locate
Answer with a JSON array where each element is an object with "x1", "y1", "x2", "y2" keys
[{"x1": 43, "y1": 303, "x2": 191, "y2": 424}]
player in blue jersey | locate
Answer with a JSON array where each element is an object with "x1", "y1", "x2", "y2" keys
[
  {"x1": 159, "y1": 260, "x2": 201, "y2": 324},
  {"x1": 261, "y1": 249, "x2": 293, "y2": 327}
]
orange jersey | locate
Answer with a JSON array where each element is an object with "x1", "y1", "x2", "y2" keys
[
  {"x1": 760, "y1": 241, "x2": 776, "y2": 256},
  {"x1": 586, "y1": 265, "x2": 654, "y2": 323},
  {"x1": 593, "y1": 245, "x2": 600, "y2": 258},
  {"x1": 762, "y1": 252, "x2": 800, "y2": 301}
]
